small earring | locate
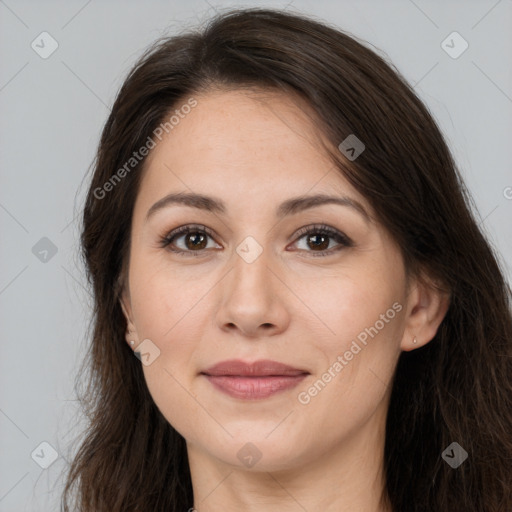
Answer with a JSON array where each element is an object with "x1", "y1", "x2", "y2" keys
[
  {"x1": 129, "y1": 340, "x2": 135, "y2": 346},
  {"x1": 413, "y1": 336, "x2": 418, "y2": 344}
]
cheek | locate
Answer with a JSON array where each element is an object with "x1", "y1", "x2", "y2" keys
[
  {"x1": 291, "y1": 264, "x2": 402, "y2": 353},
  {"x1": 291, "y1": 265, "x2": 404, "y2": 416},
  {"x1": 130, "y1": 263, "x2": 209, "y2": 439},
  {"x1": 292, "y1": 269, "x2": 404, "y2": 429},
  {"x1": 293, "y1": 306, "x2": 402, "y2": 452},
  {"x1": 129, "y1": 254, "x2": 209, "y2": 339},
  {"x1": 142, "y1": 364, "x2": 207, "y2": 446}
]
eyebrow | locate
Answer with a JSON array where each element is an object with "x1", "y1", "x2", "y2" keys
[{"x1": 145, "y1": 191, "x2": 371, "y2": 223}]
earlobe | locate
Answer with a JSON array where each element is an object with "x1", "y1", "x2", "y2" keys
[{"x1": 401, "y1": 276, "x2": 451, "y2": 352}]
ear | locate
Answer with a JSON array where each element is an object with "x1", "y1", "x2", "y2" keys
[
  {"x1": 120, "y1": 289, "x2": 140, "y2": 348},
  {"x1": 401, "y1": 274, "x2": 450, "y2": 352}
]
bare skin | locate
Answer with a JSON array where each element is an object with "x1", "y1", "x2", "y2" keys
[{"x1": 120, "y1": 88, "x2": 450, "y2": 512}]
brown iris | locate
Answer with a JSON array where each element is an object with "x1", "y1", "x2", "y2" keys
[
  {"x1": 185, "y1": 232, "x2": 208, "y2": 250},
  {"x1": 307, "y1": 233, "x2": 329, "y2": 251}
]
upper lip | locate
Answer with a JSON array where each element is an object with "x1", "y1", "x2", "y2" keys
[{"x1": 201, "y1": 359, "x2": 309, "y2": 377}]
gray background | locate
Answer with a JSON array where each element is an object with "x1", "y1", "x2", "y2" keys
[{"x1": 1, "y1": 0, "x2": 511, "y2": 510}]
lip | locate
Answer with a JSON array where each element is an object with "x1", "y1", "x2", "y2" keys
[
  {"x1": 202, "y1": 359, "x2": 308, "y2": 377},
  {"x1": 201, "y1": 359, "x2": 309, "y2": 400}
]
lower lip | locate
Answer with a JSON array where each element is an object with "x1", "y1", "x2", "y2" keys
[{"x1": 203, "y1": 374, "x2": 308, "y2": 400}]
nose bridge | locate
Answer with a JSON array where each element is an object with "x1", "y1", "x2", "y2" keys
[
  {"x1": 231, "y1": 233, "x2": 274, "y2": 298},
  {"x1": 215, "y1": 232, "x2": 289, "y2": 336}
]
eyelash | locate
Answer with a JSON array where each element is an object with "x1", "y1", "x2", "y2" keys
[{"x1": 159, "y1": 223, "x2": 353, "y2": 258}]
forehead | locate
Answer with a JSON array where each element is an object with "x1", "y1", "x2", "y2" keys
[{"x1": 136, "y1": 88, "x2": 370, "y2": 215}]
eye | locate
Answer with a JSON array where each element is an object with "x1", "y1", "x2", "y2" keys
[
  {"x1": 159, "y1": 224, "x2": 220, "y2": 257},
  {"x1": 159, "y1": 223, "x2": 353, "y2": 258},
  {"x1": 290, "y1": 224, "x2": 353, "y2": 257}
]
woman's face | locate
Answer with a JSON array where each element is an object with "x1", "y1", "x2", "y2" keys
[{"x1": 122, "y1": 88, "x2": 412, "y2": 472}]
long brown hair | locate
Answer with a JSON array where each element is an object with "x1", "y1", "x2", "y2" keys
[{"x1": 62, "y1": 7, "x2": 512, "y2": 511}]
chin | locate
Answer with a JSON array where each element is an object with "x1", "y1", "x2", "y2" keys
[{"x1": 204, "y1": 436, "x2": 307, "y2": 472}]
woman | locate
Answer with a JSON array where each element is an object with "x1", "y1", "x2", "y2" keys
[{"x1": 62, "y1": 7, "x2": 512, "y2": 512}]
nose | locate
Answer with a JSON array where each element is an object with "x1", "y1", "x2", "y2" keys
[{"x1": 215, "y1": 242, "x2": 290, "y2": 338}]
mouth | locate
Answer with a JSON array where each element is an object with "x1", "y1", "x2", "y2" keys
[{"x1": 200, "y1": 359, "x2": 310, "y2": 400}]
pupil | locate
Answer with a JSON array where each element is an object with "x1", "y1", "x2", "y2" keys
[
  {"x1": 309, "y1": 234, "x2": 329, "y2": 251},
  {"x1": 187, "y1": 232, "x2": 207, "y2": 250}
]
